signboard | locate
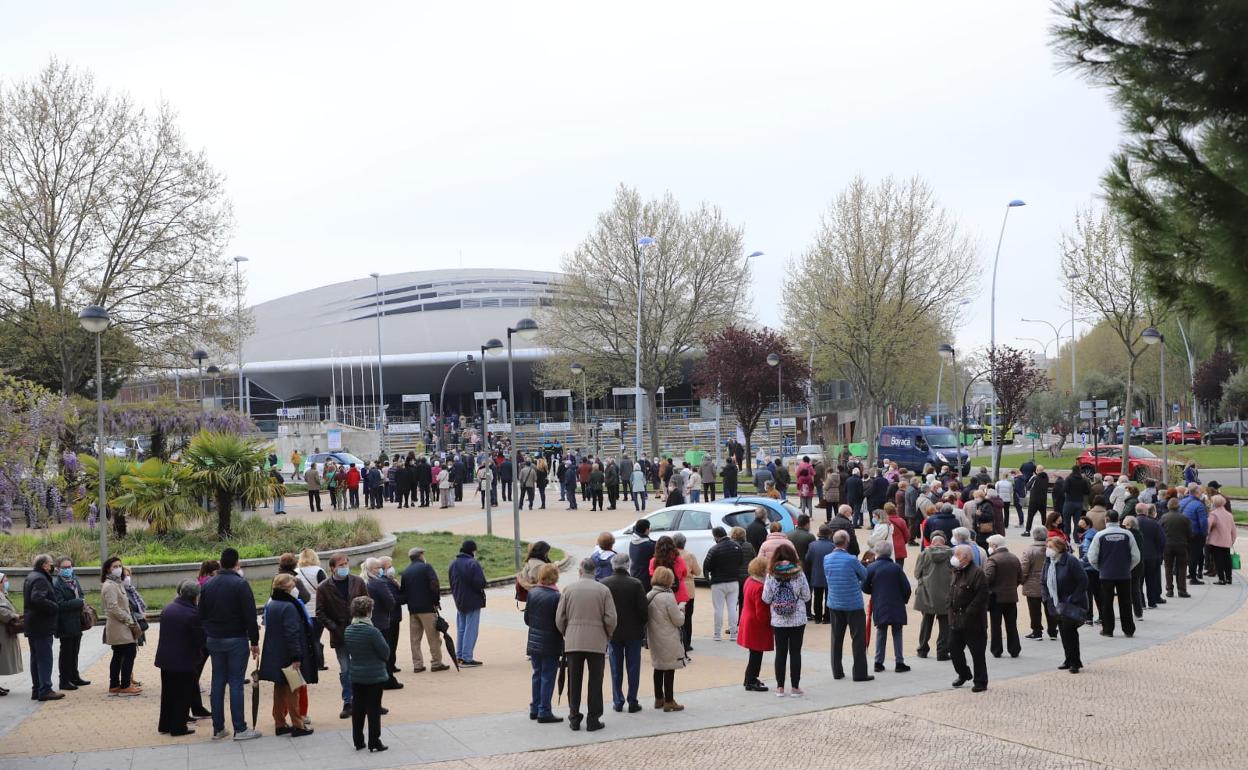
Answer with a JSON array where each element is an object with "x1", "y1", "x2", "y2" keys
[
  {"x1": 1025, "y1": 431, "x2": 1040, "y2": 439},
  {"x1": 768, "y1": 417, "x2": 798, "y2": 428},
  {"x1": 613, "y1": 386, "x2": 642, "y2": 396},
  {"x1": 601, "y1": 421, "x2": 622, "y2": 431},
  {"x1": 487, "y1": 422, "x2": 512, "y2": 433},
  {"x1": 1079, "y1": 400, "x2": 1109, "y2": 409},
  {"x1": 1079, "y1": 409, "x2": 1110, "y2": 419},
  {"x1": 1173, "y1": 403, "x2": 1180, "y2": 413},
  {"x1": 402, "y1": 393, "x2": 430, "y2": 403},
  {"x1": 389, "y1": 422, "x2": 421, "y2": 434},
  {"x1": 474, "y1": 391, "x2": 503, "y2": 400},
  {"x1": 688, "y1": 420, "x2": 717, "y2": 431},
  {"x1": 539, "y1": 422, "x2": 571, "y2": 432},
  {"x1": 275, "y1": 407, "x2": 303, "y2": 418},
  {"x1": 326, "y1": 429, "x2": 342, "y2": 450},
  {"x1": 542, "y1": 389, "x2": 572, "y2": 398},
  {"x1": 277, "y1": 425, "x2": 291, "y2": 436}
]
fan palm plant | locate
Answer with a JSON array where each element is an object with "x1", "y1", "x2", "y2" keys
[
  {"x1": 182, "y1": 430, "x2": 271, "y2": 538},
  {"x1": 113, "y1": 458, "x2": 204, "y2": 535},
  {"x1": 73, "y1": 454, "x2": 132, "y2": 536}
]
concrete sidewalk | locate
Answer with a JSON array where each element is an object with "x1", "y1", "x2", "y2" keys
[{"x1": 4, "y1": 566, "x2": 1242, "y2": 770}]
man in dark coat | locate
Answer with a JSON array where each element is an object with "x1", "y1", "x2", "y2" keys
[
  {"x1": 845, "y1": 469, "x2": 865, "y2": 527},
  {"x1": 23, "y1": 554, "x2": 61, "y2": 700},
  {"x1": 315, "y1": 552, "x2": 368, "y2": 717},
  {"x1": 602, "y1": 552, "x2": 648, "y2": 714},
  {"x1": 1025, "y1": 467, "x2": 1050, "y2": 533},
  {"x1": 400, "y1": 547, "x2": 447, "y2": 672},
  {"x1": 745, "y1": 507, "x2": 769, "y2": 553},
  {"x1": 1061, "y1": 467, "x2": 1090, "y2": 535},
  {"x1": 1160, "y1": 498, "x2": 1191, "y2": 597},
  {"x1": 721, "y1": 458, "x2": 739, "y2": 498},
  {"x1": 628, "y1": 519, "x2": 655, "y2": 591},
  {"x1": 861, "y1": 542, "x2": 912, "y2": 673},
  {"x1": 414, "y1": 457, "x2": 433, "y2": 507},
  {"x1": 828, "y1": 505, "x2": 861, "y2": 557},
  {"x1": 52, "y1": 556, "x2": 88, "y2": 691},
  {"x1": 948, "y1": 544, "x2": 990, "y2": 692},
  {"x1": 448, "y1": 541, "x2": 487, "y2": 666},
  {"x1": 155, "y1": 581, "x2": 206, "y2": 736},
  {"x1": 866, "y1": 470, "x2": 889, "y2": 522},
  {"x1": 982, "y1": 535, "x2": 1023, "y2": 659},
  {"x1": 922, "y1": 503, "x2": 961, "y2": 547},
  {"x1": 1135, "y1": 502, "x2": 1167, "y2": 607},
  {"x1": 363, "y1": 559, "x2": 402, "y2": 689}
]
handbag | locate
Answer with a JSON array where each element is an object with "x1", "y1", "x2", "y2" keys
[
  {"x1": 1055, "y1": 601, "x2": 1086, "y2": 623},
  {"x1": 282, "y1": 663, "x2": 306, "y2": 691},
  {"x1": 80, "y1": 604, "x2": 99, "y2": 632},
  {"x1": 1232, "y1": 550, "x2": 1241, "y2": 571},
  {"x1": 514, "y1": 575, "x2": 529, "y2": 603}
]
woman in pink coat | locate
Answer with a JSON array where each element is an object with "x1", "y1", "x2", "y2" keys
[
  {"x1": 795, "y1": 459, "x2": 816, "y2": 516},
  {"x1": 737, "y1": 556, "x2": 772, "y2": 692},
  {"x1": 1206, "y1": 495, "x2": 1236, "y2": 585},
  {"x1": 758, "y1": 524, "x2": 791, "y2": 561}
]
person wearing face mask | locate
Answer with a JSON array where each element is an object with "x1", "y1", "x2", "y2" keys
[
  {"x1": 0, "y1": 571, "x2": 23, "y2": 694},
  {"x1": 362, "y1": 558, "x2": 403, "y2": 691},
  {"x1": 199, "y1": 548, "x2": 262, "y2": 740},
  {"x1": 22, "y1": 554, "x2": 62, "y2": 700},
  {"x1": 259, "y1": 574, "x2": 315, "y2": 737},
  {"x1": 1041, "y1": 537, "x2": 1088, "y2": 673},
  {"x1": 315, "y1": 552, "x2": 367, "y2": 719},
  {"x1": 100, "y1": 557, "x2": 142, "y2": 697},
  {"x1": 52, "y1": 556, "x2": 89, "y2": 692},
  {"x1": 982, "y1": 535, "x2": 1022, "y2": 659},
  {"x1": 378, "y1": 556, "x2": 404, "y2": 680},
  {"x1": 947, "y1": 544, "x2": 990, "y2": 692}
]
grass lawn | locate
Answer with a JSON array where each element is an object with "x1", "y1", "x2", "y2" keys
[
  {"x1": 390, "y1": 531, "x2": 563, "y2": 584},
  {"x1": 976, "y1": 443, "x2": 1248, "y2": 473}
]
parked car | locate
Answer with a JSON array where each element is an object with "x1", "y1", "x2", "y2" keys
[
  {"x1": 718, "y1": 497, "x2": 802, "y2": 531},
  {"x1": 611, "y1": 502, "x2": 782, "y2": 567},
  {"x1": 1203, "y1": 421, "x2": 1248, "y2": 445},
  {"x1": 877, "y1": 425, "x2": 969, "y2": 474},
  {"x1": 1167, "y1": 422, "x2": 1202, "y2": 445},
  {"x1": 1076, "y1": 445, "x2": 1164, "y2": 482},
  {"x1": 306, "y1": 451, "x2": 368, "y2": 469},
  {"x1": 1136, "y1": 426, "x2": 1164, "y2": 444}
]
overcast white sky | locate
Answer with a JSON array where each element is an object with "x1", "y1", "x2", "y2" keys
[{"x1": 3, "y1": 0, "x2": 1121, "y2": 356}]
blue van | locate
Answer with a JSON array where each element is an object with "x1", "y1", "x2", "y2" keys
[{"x1": 877, "y1": 426, "x2": 968, "y2": 474}]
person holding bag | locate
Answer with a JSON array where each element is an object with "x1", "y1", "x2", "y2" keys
[
  {"x1": 645, "y1": 566, "x2": 686, "y2": 712},
  {"x1": 259, "y1": 574, "x2": 314, "y2": 737},
  {"x1": 1042, "y1": 536, "x2": 1088, "y2": 674},
  {"x1": 101, "y1": 557, "x2": 141, "y2": 696}
]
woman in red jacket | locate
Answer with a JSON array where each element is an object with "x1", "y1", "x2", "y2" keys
[
  {"x1": 736, "y1": 556, "x2": 772, "y2": 692},
  {"x1": 885, "y1": 502, "x2": 911, "y2": 568},
  {"x1": 649, "y1": 536, "x2": 689, "y2": 603}
]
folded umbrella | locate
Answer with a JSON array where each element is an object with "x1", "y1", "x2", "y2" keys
[
  {"x1": 435, "y1": 611, "x2": 460, "y2": 671},
  {"x1": 556, "y1": 653, "x2": 567, "y2": 704},
  {"x1": 250, "y1": 667, "x2": 261, "y2": 728}
]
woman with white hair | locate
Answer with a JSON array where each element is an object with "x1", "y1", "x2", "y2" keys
[
  {"x1": 0, "y1": 572, "x2": 21, "y2": 691},
  {"x1": 951, "y1": 528, "x2": 986, "y2": 567},
  {"x1": 1020, "y1": 526, "x2": 1054, "y2": 640}
]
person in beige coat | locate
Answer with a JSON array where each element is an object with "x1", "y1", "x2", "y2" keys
[
  {"x1": 0, "y1": 572, "x2": 23, "y2": 690},
  {"x1": 645, "y1": 566, "x2": 687, "y2": 712},
  {"x1": 555, "y1": 559, "x2": 617, "y2": 732},
  {"x1": 101, "y1": 557, "x2": 142, "y2": 695},
  {"x1": 1019, "y1": 526, "x2": 1053, "y2": 640}
]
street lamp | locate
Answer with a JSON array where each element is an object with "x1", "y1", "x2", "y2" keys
[
  {"x1": 481, "y1": 338, "x2": 503, "y2": 451},
  {"x1": 767, "y1": 352, "x2": 782, "y2": 454},
  {"x1": 78, "y1": 305, "x2": 111, "y2": 563},
  {"x1": 938, "y1": 344, "x2": 963, "y2": 478},
  {"x1": 1142, "y1": 326, "x2": 1167, "y2": 485},
  {"x1": 233, "y1": 256, "x2": 249, "y2": 415},
  {"x1": 191, "y1": 350, "x2": 208, "y2": 414},
  {"x1": 989, "y1": 199, "x2": 1025, "y2": 481},
  {"x1": 437, "y1": 355, "x2": 476, "y2": 453},
  {"x1": 370, "y1": 273, "x2": 387, "y2": 454},
  {"x1": 507, "y1": 318, "x2": 539, "y2": 569},
  {"x1": 936, "y1": 343, "x2": 954, "y2": 427},
  {"x1": 635, "y1": 236, "x2": 656, "y2": 463},
  {"x1": 570, "y1": 362, "x2": 587, "y2": 450},
  {"x1": 1065, "y1": 272, "x2": 1080, "y2": 396}
]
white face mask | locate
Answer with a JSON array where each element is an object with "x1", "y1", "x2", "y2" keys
[
  {"x1": 123, "y1": 576, "x2": 132, "y2": 587},
  {"x1": 949, "y1": 556, "x2": 961, "y2": 569},
  {"x1": 288, "y1": 587, "x2": 299, "y2": 598},
  {"x1": 110, "y1": 567, "x2": 123, "y2": 579},
  {"x1": 1046, "y1": 548, "x2": 1058, "y2": 560}
]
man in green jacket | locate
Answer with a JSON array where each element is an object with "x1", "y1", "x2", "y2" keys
[{"x1": 52, "y1": 556, "x2": 88, "y2": 691}]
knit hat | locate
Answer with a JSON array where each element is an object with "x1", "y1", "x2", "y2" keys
[{"x1": 461, "y1": 540, "x2": 478, "y2": 555}]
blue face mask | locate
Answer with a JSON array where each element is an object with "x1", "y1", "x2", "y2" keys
[
  {"x1": 60, "y1": 568, "x2": 74, "y2": 579},
  {"x1": 335, "y1": 566, "x2": 349, "y2": 579}
]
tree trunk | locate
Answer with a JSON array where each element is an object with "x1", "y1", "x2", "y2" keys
[
  {"x1": 112, "y1": 508, "x2": 127, "y2": 538},
  {"x1": 216, "y1": 491, "x2": 233, "y2": 539},
  {"x1": 646, "y1": 389, "x2": 660, "y2": 459}
]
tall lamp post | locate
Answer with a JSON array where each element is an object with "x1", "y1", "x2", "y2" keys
[
  {"x1": 570, "y1": 362, "x2": 587, "y2": 451},
  {"x1": 935, "y1": 344, "x2": 950, "y2": 427},
  {"x1": 635, "y1": 237, "x2": 656, "y2": 463},
  {"x1": 1142, "y1": 327, "x2": 1168, "y2": 485},
  {"x1": 437, "y1": 355, "x2": 476, "y2": 452},
  {"x1": 192, "y1": 350, "x2": 208, "y2": 415},
  {"x1": 78, "y1": 306, "x2": 111, "y2": 563},
  {"x1": 988, "y1": 199, "x2": 1026, "y2": 481},
  {"x1": 767, "y1": 352, "x2": 782, "y2": 456},
  {"x1": 233, "y1": 256, "x2": 249, "y2": 415},
  {"x1": 1066, "y1": 272, "x2": 1079, "y2": 395},
  {"x1": 938, "y1": 343, "x2": 962, "y2": 478},
  {"x1": 370, "y1": 272, "x2": 388, "y2": 455},
  {"x1": 506, "y1": 318, "x2": 540, "y2": 569}
]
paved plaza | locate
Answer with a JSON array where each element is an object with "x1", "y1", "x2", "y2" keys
[{"x1": 2, "y1": 496, "x2": 1245, "y2": 769}]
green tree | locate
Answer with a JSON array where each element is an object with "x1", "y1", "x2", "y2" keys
[
  {"x1": 183, "y1": 431, "x2": 270, "y2": 538},
  {"x1": 0, "y1": 302, "x2": 141, "y2": 397},
  {"x1": 73, "y1": 454, "x2": 131, "y2": 536},
  {"x1": 1052, "y1": 2, "x2": 1248, "y2": 340},
  {"x1": 1220, "y1": 369, "x2": 1248, "y2": 420},
  {"x1": 113, "y1": 458, "x2": 203, "y2": 535}
]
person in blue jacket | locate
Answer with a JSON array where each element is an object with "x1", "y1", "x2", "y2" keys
[
  {"x1": 803, "y1": 525, "x2": 837, "y2": 624},
  {"x1": 259, "y1": 574, "x2": 314, "y2": 737},
  {"x1": 862, "y1": 541, "x2": 912, "y2": 673},
  {"x1": 1178, "y1": 484, "x2": 1208, "y2": 585},
  {"x1": 823, "y1": 530, "x2": 871, "y2": 682},
  {"x1": 449, "y1": 541, "x2": 487, "y2": 667},
  {"x1": 1041, "y1": 536, "x2": 1088, "y2": 673}
]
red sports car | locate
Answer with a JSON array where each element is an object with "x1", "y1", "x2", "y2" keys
[
  {"x1": 1166, "y1": 422, "x2": 1202, "y2": 444},
  {"x1": 1076, "y1": 445, "x2": 1164, "y2": 482}
]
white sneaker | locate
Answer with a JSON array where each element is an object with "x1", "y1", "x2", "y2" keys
[
  {"x1": 713, "y1": 634, "x2": 722, "y2": 641},
  {"x1": 790, "y1": 687, "x2": 805, "y2": 697},
  {"x1": 775, "y1": 687, "x2": 786, "y2": 697},
  {"x1": 233, "y1": 728, "x2": 262, "y2": 741},
  {"x1": 211, "y1": 730, "x2": 230, "y2": 741}
]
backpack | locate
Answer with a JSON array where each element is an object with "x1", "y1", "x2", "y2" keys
[{"x1": 771, "y1": 578, "x2": 799, "y2": 618}]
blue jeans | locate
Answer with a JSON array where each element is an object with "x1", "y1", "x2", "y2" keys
[
  {"x1": 632, "y1": 492, "x2": 647, "y2": 511},
  {"x1": 336, "y1": 646, "x2": 353, "y2": 704},
  {"x1": 457, "y1": 609, "x2": 481, "y2": 662},
  {"x1": 607, "y1": 639, "x2": 642, "y2": 708},
  {"x1": 689, "y1": 489, "x2": 701, "y2": 502},
  {"x1": 28, "y1": 635, "x2": 53, "y2": 697},
  {"x1": 529, "y1": 654, "x2": 558, "y2": 717},
  {"x1": 274, "y1": 496, "x2": 286, "y2": 513},
  {"x1": 206, "y1": 637, "x2": 250, "y2": 734}
]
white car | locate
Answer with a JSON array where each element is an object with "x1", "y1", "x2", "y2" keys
[{"x1": 611, "y1": 502, "x2": 776, "y2": 566}]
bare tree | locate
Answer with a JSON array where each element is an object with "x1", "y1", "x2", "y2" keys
[
  {"x1": 785, "y1": 176, "x2": 976, "y2": 461},
  {"x1": 0, "y1": 59, "x2": 235, "y2": 395},
  {"x1": 1061, "y1": 206, "x2": 1163, "y2": 477},
  {"x1": 536, "y1": 185, "x2": 749, "y2": 457}
]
